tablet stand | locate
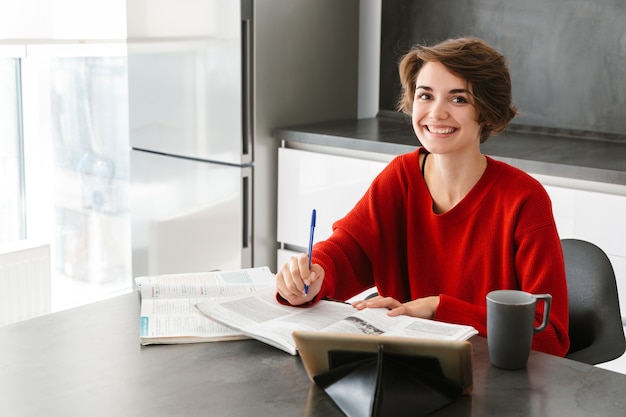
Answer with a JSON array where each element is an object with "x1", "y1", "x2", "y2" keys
[{"x1": 313, "y1": 344, "x2": 462, "y2": 417}]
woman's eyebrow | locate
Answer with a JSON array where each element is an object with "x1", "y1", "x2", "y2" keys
[{"x1": 416, "y1": 85, "x2": 469, "y2": 94}]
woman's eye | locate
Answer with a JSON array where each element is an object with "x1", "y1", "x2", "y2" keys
[
  {"x1": 452, "y1": 96, "x2": 469, "y2": 104},
  {"x1": 416, "y1": 93, "x2": 431, "y2": 100}
]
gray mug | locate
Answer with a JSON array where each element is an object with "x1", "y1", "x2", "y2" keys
[{"x1": 486, "y1": 290, "x2": 552, "y2": 369}]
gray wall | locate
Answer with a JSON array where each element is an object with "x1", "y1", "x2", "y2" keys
[
  {"x1": 378, "y1": 0, "x2": 626, "y2": 141},
  {"x1": 358, "y1": 0, "x2": 381, "y2": 119}
]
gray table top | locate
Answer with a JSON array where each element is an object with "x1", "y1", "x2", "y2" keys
[
  {"x1": 275, "y1": 117, "x2": 626, "y2": 186},
  {"x1": 1, "y1": 291, "x2": 626, "y2": 416}
]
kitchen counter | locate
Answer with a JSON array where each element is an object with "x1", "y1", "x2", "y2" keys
[
  {"x1": 275, "y1": 117, "x2": 626, "y2": 187},
  {"x1": 4, "y1": 291, "x2": 626, "y2": 416}
]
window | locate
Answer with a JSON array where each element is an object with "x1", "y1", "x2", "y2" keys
[
  {"x1": 0, "y1": 0, "x2": 131, "y2": 314},
  {"x1": 0, "y1": 43, "x2": 131, "y2": 311},
  {"x1": 0, "y1": 56, "x2": 25, "y2": 244},
  {"x1": 21, "y1": 44, "x2": 131, "y2": 309}
]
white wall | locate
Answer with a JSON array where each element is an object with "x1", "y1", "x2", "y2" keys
[{"x1": 0, "y1": 0, "x2": 126, "y2": 40}]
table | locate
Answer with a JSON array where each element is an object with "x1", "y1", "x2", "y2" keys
[{"x1": 1, "y1": 292, "x2": 626, "y2": 416}]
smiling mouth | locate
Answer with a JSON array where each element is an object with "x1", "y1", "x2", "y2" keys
[{"x1": 426, "y1": 126, "x2": 456, "y2": 134}]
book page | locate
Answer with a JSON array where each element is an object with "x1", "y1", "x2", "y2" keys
[
  {"x1": 195, "y1": 288, "x2": 478, "y2": 355},
  {"x1": 139, "y1": 297, "x2": 245, "y2": 343},
  {"x1": 136, "y1": 267, "x2": 275, "y2": 298},
  {"x1": 323, "y1": 308, "x2": 478, "y2": 341},
  {"x1": 137, "y1": 266, "x2": 276, "y2": 344},
  {"x1": 195, "y1": 288, "x2": 356, "y2": 354}
]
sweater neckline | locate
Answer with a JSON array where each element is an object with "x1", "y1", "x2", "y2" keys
[{"x1": 416, "y1": 148, "x2": 502, "y2": 221}]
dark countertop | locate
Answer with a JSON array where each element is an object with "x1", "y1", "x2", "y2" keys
[
  {"x1": 275, "y1": 117, "x2": 626, "y2": 186},
  {"x1": 3, "y1": 291, "x2": 626, "y2": 416}
]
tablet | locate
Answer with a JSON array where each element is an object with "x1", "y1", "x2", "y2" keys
[{"x1": 293, "y1": 331, "x2": 473, "y2": 394}]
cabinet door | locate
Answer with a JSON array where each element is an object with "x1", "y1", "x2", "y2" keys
[
  {"x1": 131, "y1": 150, "x2": 251, "y2": 277},
  {"x1": 543, "y1": 184, "x2": 626, "y2": 258},
  {"x1": 277, "y1": 148, "x2": 389, "y2": 249},
  {"x1": 573, "y1": 190, "x2": 626, "y2": 259}
]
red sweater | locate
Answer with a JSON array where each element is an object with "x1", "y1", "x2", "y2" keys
[{"x1": 313, "y1": 148, "x2": 570, "y2": 357}]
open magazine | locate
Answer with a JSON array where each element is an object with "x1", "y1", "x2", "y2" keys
[
  {"x1": 195, "y1": 288, "x2": 478, "y2": 355},
  {"x1": 135, "y1": 266, "x2": 275, "y2": 345}
]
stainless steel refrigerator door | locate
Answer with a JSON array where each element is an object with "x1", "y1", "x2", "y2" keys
[
  {"x1": 130, "y1": 150, "x2": 251, "y2": 277},
  {"x1": 127, "y1": 0, "x2": 252, "y2": 165}
]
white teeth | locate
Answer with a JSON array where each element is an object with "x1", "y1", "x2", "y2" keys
[{"x1": 428, "y1": 126, "x2": 455, "y2": 134}]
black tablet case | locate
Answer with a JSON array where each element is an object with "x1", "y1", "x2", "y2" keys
[{"x1": 313, "y1": 344, "x2": 462, "y2": 417}]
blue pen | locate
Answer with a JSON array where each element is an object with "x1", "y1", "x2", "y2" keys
[{"x1": 305, "y1": 209, "x2": 316, "y2": 295}]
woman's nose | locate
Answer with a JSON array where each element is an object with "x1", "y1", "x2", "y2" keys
[{"x1": 429, "y1": 100, "x2": 449, "y2": 120}]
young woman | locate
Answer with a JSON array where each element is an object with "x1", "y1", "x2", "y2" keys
[{"x1": 275, "y1": 37, "x2": 569, "y2": 357}]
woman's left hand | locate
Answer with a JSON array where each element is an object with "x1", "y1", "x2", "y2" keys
[{"x1": 352, "y1": 295, "x2": 440, "y2": 319}]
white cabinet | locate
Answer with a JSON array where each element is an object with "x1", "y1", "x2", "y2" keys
[
  {"x1": 545, "y1": 185, "x2": 626, "y2": 258},
  {"x1": 276, "y1": 146, "x2": 391, "y2": 266}
]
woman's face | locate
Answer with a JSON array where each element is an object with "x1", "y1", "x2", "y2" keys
[{"x1": 412, "y1": 61, "x2": 482, "y2": 156}]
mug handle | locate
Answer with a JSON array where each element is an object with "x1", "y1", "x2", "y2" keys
[{"x1": 533, "y1": 294, "x2": 552, "y2": 333}]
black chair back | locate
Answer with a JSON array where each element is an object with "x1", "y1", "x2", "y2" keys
[{"x1": 562, "y1": 238, "x2": 626, "y2": 364}]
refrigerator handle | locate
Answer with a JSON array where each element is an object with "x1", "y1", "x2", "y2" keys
[
  {"x1": 241, "y1": 167, "x2": 253, "y2": 268},
  {"x1": 241, "y1": 1, "x2": 253, "y2": 163}
]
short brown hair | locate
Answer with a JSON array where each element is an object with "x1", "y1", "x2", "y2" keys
[{"x1": 397, "y1": 37, "x2": 518, "y2": 143}]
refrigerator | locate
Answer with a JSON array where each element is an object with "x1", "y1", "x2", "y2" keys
[{"x1": 126, "y1": 0, "x2": 359, "y2": 278}]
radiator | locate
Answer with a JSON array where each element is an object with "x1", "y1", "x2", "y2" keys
[{"x1": 0, "y1": 242, "x2": 51, "y2": 326}]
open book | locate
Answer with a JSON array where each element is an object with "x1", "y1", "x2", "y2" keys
[
  {"x1": 195, "y1": 288, "x2": 478, "y2": 355},
  {"x1": 135, "y1": 266, "x2": 275, "y2": 345}
]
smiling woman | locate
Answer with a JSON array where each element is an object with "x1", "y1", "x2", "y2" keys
[
  {"x1": 397, "y1": 37, "x2": 518, "y2": 144},
  {"x1": 275, "y1": 37, "x2": 571, "y2": 359},
  {"x1": 395, "y1": 38, "x2": 518, "y2": 213}
]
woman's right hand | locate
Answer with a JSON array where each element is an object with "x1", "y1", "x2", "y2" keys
[
  {"x1": 276, "y1": 253, "x2": 325, "y2": 305},
  {"x1": 352, "y1": 295, "x2": 440, "y2": 319}
]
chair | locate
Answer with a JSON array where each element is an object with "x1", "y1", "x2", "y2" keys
[{"x1": 562, "y1": 238, "x2": 626, "y2": 365}]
